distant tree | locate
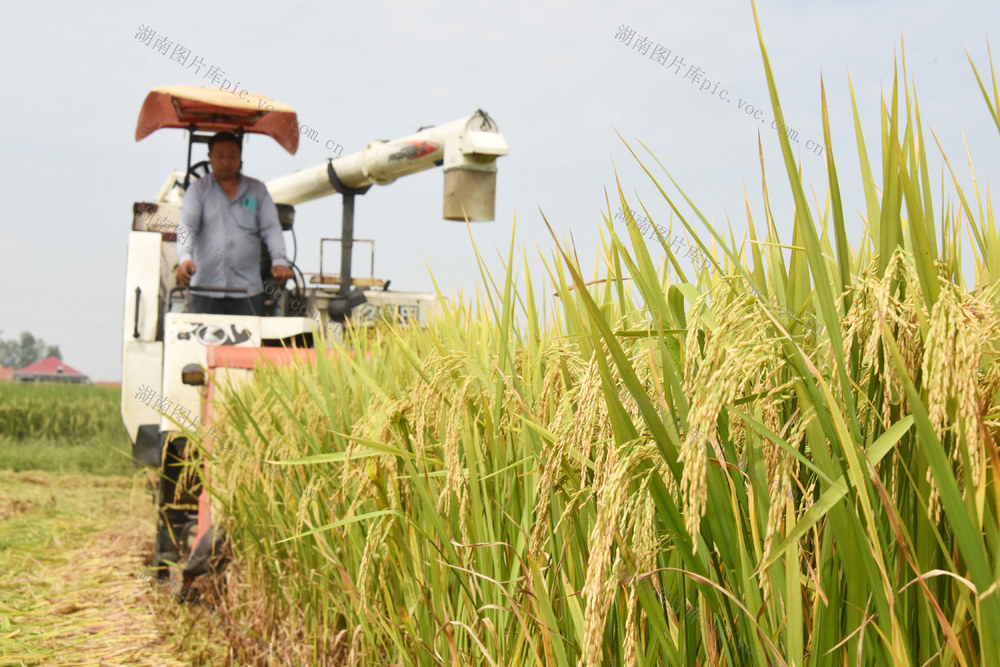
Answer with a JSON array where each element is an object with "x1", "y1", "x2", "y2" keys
[{"x1": 0, "y1": 331, "x2": 62, "y2": 368}]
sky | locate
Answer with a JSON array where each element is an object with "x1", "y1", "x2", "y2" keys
[{"x1": 0, "y1": 0, "x2": 998, "y2": 382}]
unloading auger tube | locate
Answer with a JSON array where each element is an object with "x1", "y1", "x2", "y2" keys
[
  {"x1": 265, "y1": 109, "x2": 507, "y2": 319},
  {"x1": 265, "y1": 109, "x2": 508, "y2": 221}
]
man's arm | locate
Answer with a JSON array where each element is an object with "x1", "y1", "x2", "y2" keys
[
  {"x1": 257, "y1": 186, "x2": 293, "y2": 283},
  {"x1": 177, "y1": 181, "x2": 204, "y2": 265}
]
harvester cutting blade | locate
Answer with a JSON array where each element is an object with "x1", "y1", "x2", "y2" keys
[{"x1": 182, "y1": 523, "x2": 229, "y2": 587}]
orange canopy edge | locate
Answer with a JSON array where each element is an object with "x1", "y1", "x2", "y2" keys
[{"x1": 135, "y1": 85, "x2": 299, "y2": 154}]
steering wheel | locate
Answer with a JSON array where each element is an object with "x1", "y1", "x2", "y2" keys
[
  {"x1": 186, "y1": 160, "x2": 212, "y2": 185},
  {"x1": 287, "y1": 263, "x2": 306, "y2": 313}
]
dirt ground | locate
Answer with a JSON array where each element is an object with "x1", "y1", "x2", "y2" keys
[{"x1": 0, "y1": 469, "x2": 232, "y2": 666}]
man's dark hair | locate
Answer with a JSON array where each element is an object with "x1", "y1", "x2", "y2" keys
[{"x1": 208, "y1": 131, "x2": 242, "y2": 152}]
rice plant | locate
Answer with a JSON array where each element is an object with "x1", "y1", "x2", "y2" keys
[
  {"x1": 0, "y1": 382, "x2": 126, "y2": 442},
  {"x1": 194, "y1": 9, "x2": 1000, "y2": 665},
  {"x1": 0, "y1": 383, "x2": 135, "y2": 475}
]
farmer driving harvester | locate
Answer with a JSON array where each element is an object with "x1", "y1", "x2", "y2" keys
[
  {"x1": 175, "y1": 131, "x2": 294, "y2": 315},
  {"x1": 126, "y1": 84, "x2": 508, "y2": 590},
  {"x1": 128, "y1": 85, "x2": 310, "y2": 581}
]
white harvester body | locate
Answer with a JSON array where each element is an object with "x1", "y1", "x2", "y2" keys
[{"x1": 122, "y1": 86, "x2": 506, "y2": 454}]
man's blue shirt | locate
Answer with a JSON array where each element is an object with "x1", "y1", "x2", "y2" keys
[{"x1": 177, "y1": 173, "x2": 288, "y2": 299}]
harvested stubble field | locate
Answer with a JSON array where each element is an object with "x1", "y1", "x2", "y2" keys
[{"x1": 0, "y1": 385, "x2": 241, "y2": 666}]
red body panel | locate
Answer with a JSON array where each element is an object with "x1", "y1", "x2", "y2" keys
[{"x1": 192, "y1": 346, "x2": 352, "y2": 552}]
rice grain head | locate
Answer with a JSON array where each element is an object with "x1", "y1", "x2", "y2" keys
[
  {"x1": 841, "y1": 250, "x2": 925, "y2": 428},
  {"x1": 922, "y1": 280, "x2": 998, "y2": 491},
  {"x1": 681, "y1": 287, "x2": 779, "y2": 545},
  {"x1": 358, "y1": 514, "x2": 394, "y2": 617},
  {"x1": 581, "y1": 448, "x2": 630, "y2": 667},
  {"x1": 762, "y1": 415, "x2": 810, "y2": 571}
]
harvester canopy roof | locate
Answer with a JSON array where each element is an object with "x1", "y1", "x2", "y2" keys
[{"x1": 135, "y1": 85, "x2": 299, "y2": 154}]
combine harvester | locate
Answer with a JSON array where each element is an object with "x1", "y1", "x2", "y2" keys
[{"x1": 122, "y1": 85, "x2": 508, "y2": 585}]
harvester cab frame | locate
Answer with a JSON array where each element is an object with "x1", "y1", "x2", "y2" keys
[{"x1": 124, "y1": 85, "x2": 508, "y2": 588}]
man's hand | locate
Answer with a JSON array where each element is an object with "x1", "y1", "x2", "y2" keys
[
  {"x1": 271, "y1": 264, "x2": 294, "y2": 285},
  {"x1": 176, "y1": 261, "x2": 196, "y2": 287}
]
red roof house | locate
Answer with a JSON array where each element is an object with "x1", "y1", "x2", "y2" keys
[{"x1": 13, "y1": 357, "x2": 90, "y2": 384}]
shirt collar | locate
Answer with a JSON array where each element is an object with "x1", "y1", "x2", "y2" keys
[{"x1": 209, "y1": 173, "x2": 247, "y2": 201}]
